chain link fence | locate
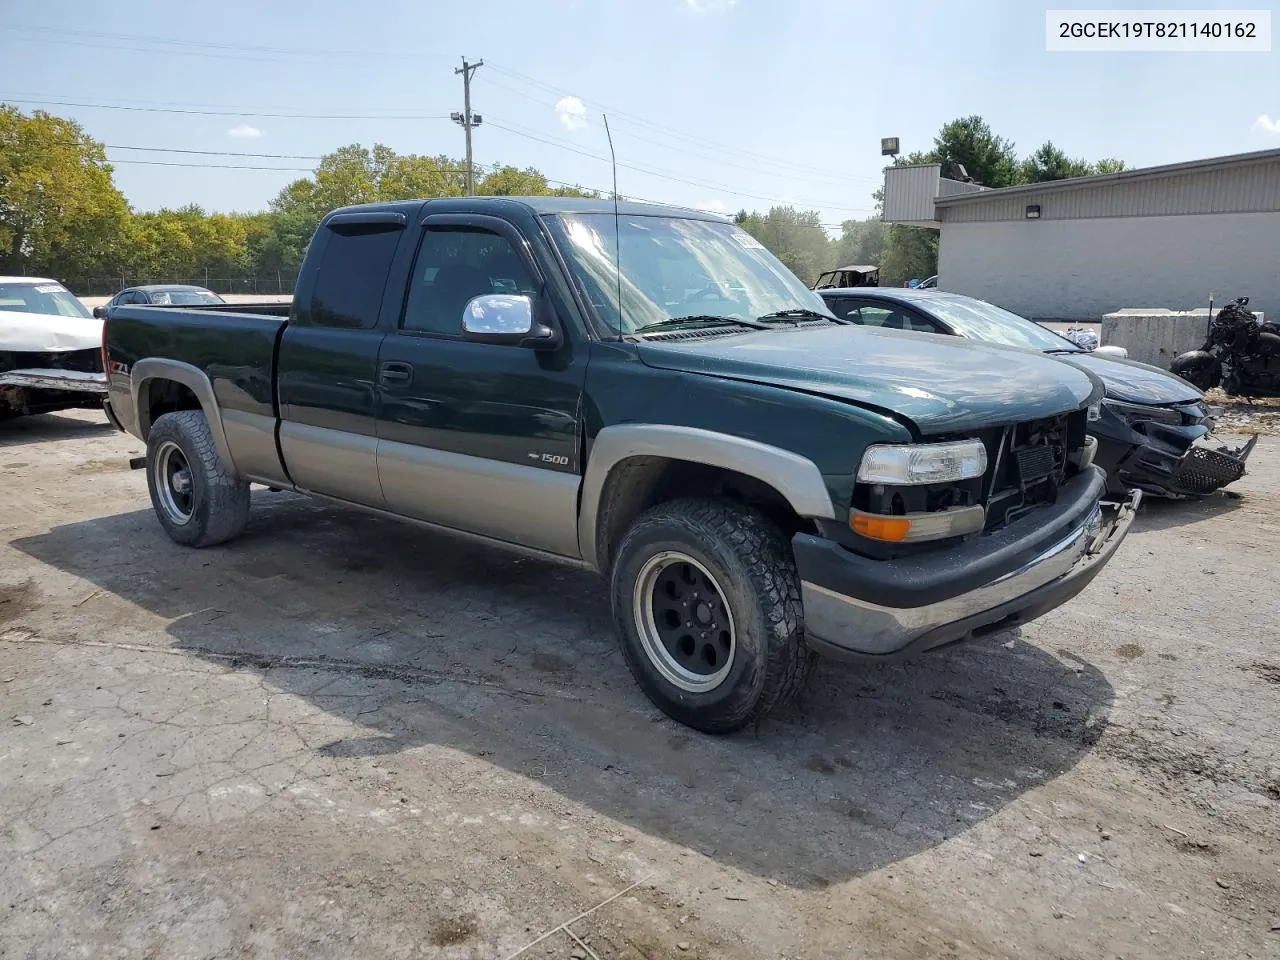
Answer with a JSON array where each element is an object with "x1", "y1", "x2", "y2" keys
[{"x1": 61, "y1": 273, "x2": 299, "y2": 297}]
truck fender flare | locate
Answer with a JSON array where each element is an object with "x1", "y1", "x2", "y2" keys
[
  {"x1": 130, "y1": 359, "x2": 239, "y2": 476},
  {"x1": 578, "y1": 424, "x2": 835, "y2": 571}
]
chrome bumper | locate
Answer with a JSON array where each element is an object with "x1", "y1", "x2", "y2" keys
[{"x1": 801, "y1": 489, "x2": 1142, "y2": 659}]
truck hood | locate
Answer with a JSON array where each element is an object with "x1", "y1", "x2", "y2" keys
[
  {"x1": 0, "y1": 308, "x2": 102, "y2": 353},
  {"x1": 636, "y1": 325, "x2": 1100, "y2": 434},
  {"x1": 1052, "y1": 352, "x2": 1203, "y2": 405}
]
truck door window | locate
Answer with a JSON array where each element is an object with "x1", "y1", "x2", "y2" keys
[
  {"x1": 308, "y1": 224, "x2": 402, "y2": 329},
  {"x1": 401, "y1": 226, "x2": 537, "y2": 337}
]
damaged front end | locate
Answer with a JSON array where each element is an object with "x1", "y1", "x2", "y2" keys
[
  {"x1": 1, "y1": 348, "x2": 107, "y2": 420},
  {"x1": 1092, "y1": 397, "x2": 1255, "y2": 498}
]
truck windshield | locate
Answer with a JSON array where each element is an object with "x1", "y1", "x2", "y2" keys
[
  {"x1": 927, "y1": 296, "x2": 1083, "y2": 353},
  {"x1": 0, "y1": 282, "x2": 93, "y2": 320},
  {"x1": 545, "y1": 213, "x2": 833, "y2": 335}
]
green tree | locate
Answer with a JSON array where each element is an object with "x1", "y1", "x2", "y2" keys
[
  {"x1": 928, "y1": 115, "x2": 1022, "y2": 188},
  {"x1": 1021, "y1": 141, "x2": 1094, "y2": 183},
  {"x1": 0, "y1": 105, "x2": 130, "y2": 278},
  {"x1": 1092, "y1": 157, "x2": 1127, "y2": 174},
  {"x1": 735, "y1": 206, "x2": 832, "y2": 285},
  {"x1": 831, "y1": 218, "x2": 885, "y2": 269},
  {"x1": 879, "y1": 225, "x2": 937, "y2": 287}
]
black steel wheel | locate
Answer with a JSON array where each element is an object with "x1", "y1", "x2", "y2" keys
[
  {"x1": 609, "y1": 497, "x2": 810, "y2": 734},
  {"x1": 145, "y1": 409, "x2": 250, "y2": 547},
  {"x1": 632, "y1": 551, "x2": 737, "y2": 694}
]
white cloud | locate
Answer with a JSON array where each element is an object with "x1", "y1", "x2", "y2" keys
[
  {"x1": 226, "y1": 124, "x2": 263, "y2": 139},
  {"x1": 686, "y1": 0, "x2": 738, "y2": 11},
  {"x1": 696, "y1": 199, "x2": 729, "y2": 214},
  {"x1": 555, "y1": 96, "x2": 588, "y2": 132},
  {"x1": 1252, "y1": 114, "x2": 1280, "y2": 134}
]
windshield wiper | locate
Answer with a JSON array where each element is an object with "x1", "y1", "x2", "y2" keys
[
  {"x1": 1044, "y1": 348, "x2": 1084, "y2": 354},
  {"x1": 756, "y1": 308, "x2": 845, "y2": 324},
  {"x1": 633, "y1": 314, "x2": 768, "y2": 334}
]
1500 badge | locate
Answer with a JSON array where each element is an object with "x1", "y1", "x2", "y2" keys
[{"x1": 528, "y1": 452, "x2": 569, "y2": 466}]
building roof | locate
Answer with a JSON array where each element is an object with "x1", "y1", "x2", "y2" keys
[{"x1": 936, "y1": 147, "x2": 1280, "y2": 206}]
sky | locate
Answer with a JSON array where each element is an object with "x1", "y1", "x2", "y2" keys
[{"x1": 1, "y1": 0, "x2": 1277, "y2": 233}]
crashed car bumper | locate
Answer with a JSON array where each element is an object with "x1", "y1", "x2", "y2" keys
[
  {"x1": 1103, "y1": 430, "x2": 1254, "y2": 497},
  {"x1": 793, "y1": 468, "x2": 1141, "y2": 660},
  {"x1": 0, "y1": 368, "x2": 108, "y2": 395}
]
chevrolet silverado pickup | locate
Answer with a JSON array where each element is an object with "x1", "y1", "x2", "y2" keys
[{"x1": 103, "y1": 197, "x2": 1139, "y2": 733}]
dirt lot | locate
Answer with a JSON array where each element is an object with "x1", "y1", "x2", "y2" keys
[{"x1": 2, "y1": 411, "x2": 1278, "y2": 960}]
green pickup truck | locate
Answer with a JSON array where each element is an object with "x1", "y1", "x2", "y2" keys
[{"x1": 102, "y1": 197, "x2": 1139, "y2": 733}]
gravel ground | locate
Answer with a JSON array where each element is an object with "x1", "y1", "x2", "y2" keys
[
  {"x1": 2, "y1": 410, "x2": 1278, "y2": 960},
  {"x1": 1206, "y1": 390, "x2": 1280, "y2": 438}
]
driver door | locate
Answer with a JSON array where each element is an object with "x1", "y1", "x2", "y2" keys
[{"x1": 374, "y1": 213, "x2": 587, "y2": 557}]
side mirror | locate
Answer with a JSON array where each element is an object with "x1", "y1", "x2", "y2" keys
[
  {"x1": 461, "y1": 293, "x2": 561, "y2": 349},
  {"x1": 92, "y1": 305, "x2": 106, "y2": 319}
]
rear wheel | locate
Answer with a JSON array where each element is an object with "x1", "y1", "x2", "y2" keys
[
  {"x1": 146, "y1": 409, "x2": 249, "y2": 547},
  {"x1": 610, "y1": 498, "x2": 810, "y2": 734}
]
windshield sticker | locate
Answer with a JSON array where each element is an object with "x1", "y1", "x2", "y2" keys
[
  {"x1": 730, "y1": 231, "x2": 765, "y2": 250},
  {"x1": 34, "y1": 284, "x2": 65, "y2": 294}
]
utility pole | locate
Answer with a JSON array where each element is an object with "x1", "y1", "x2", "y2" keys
[{"x1": 452, "y1": 58, "x2": 484, "y2": 195}]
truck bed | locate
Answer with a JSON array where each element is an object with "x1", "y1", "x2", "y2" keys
[
  {"x1": 105, "y1": 305, "x2": 287, "y2": 399},
  {"x1": 104, "y1": 304, "x2": 290, "y2": 481}
]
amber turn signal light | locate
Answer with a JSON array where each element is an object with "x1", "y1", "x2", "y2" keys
[{"x1": 851, "y1": 513, "x2": 913, "y2": 542}]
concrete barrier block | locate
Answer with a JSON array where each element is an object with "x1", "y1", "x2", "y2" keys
[{"x1": 1101, "y1": 308, "x2": 1263, "y2": 369}]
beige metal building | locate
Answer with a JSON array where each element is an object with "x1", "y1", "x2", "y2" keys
[{"x1": 881, "y1": 148, "x2": 1280, "y2": 322}]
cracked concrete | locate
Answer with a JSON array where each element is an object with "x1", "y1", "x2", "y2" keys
[{"x1": 1, "y1": 409, "x2": 1279, "y2": 959}]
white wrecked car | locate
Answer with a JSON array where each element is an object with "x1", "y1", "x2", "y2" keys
[{"x1": 0, "y1": 277, "x2": 107, "y2": 421}]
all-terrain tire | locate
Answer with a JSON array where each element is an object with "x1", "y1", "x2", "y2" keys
[
  {"x1": 145, "y1": 409, "x2": 250, "y2": 547},
  {"x1": 609, "y1": 497, "x2": 811, "y2": 734}
]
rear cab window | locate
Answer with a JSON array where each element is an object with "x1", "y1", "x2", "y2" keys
[{"x1": 304, "y1": 220, "x2": 404, "y2": 328}]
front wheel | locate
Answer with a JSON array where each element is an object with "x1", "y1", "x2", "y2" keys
[
  {"x1": 146, "y1": 409, "x2": 250, "y2": 547},
  {"x1": 1170, "y1": 350, "x2": 1220, "y2": 391},
  {"x1": 609, "y1": 498, "x2": 810, "y2": 734}
]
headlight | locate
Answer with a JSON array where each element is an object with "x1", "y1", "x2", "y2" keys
[
  {"x1": 857, "y1": 440, "x2": 988, "y2": 486},
  {"x1": 1103, "y1": 399, "x2": 1183, "y2": 425}
]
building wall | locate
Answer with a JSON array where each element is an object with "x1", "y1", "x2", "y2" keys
[
  {"x1": 937, "y1": 211, "x2": 1280, "y2": 322},
  {"x1": 939, "y1": 156, "x2": 1280, "y2": 223}
]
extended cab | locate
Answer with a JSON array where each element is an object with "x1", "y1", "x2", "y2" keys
[{"x1": 103, "y1": 198, "x2": 1139, "y2": 733}]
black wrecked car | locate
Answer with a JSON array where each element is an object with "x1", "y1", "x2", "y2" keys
[{"x1": 817, "y1": 287, "x2": 1255, "y2": 498}]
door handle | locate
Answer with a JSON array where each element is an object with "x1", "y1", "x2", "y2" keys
[{"x1": 379, "y1": 361, "x2": 413, "y2": 385}]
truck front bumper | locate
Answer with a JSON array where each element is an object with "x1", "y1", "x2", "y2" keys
[{"x1": 793, "y1": 467, "x2": 1141, "y2": 660}]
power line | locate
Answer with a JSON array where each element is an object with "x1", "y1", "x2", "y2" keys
[
  {"x1": 3, "y1": 25, "x2": 451, "y2": 66},
  {"x1": 475, "y1": 72, "x2": 876, "y2": 188},
  {"x1": 1, "y1": 96, "x2": 449, "y2": 121},
  {"x1": 3, "y1": 96, "x2": 870, "y2": 212},
  {"x1": 484, "y1": 61, "x2": 873, "y2": 184},
  {"x1": 109, "y1": 145, "x2": 324, "y2": 160},
  {"x1": 483, "y1": 116, "x2": 873, "y2": 213},
  {"x1": 110, "y1": 159, "x2": 315, "y2": 172},
  {"x1": 5, "y1": 24, "x2": 871, "y2": 187}
]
